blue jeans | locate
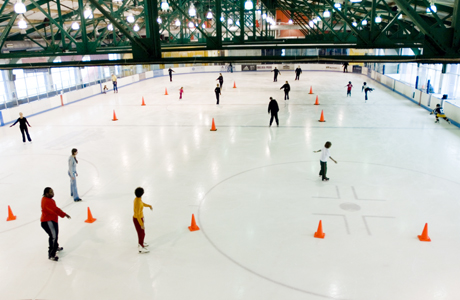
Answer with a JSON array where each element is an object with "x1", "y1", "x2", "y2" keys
[{"x1": 68, "y1": 171, "x2": 80, "y2": 200}]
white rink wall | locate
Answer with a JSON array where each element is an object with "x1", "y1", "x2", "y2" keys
[{"x1": 1, "y1": 63, "x2": 458, "y2": 126}]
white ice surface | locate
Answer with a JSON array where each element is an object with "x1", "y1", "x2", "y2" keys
[{"x1": 1, "y1": 71, "x2": 460, "y2": 300}]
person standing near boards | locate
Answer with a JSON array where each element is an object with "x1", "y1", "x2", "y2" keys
[
  {"x1": 343, "y1": 62, "x2": 349, "y2": 73},
  {"x1": 268, "y1": 97, "x2": 279, "y2": 127},
  {"x1": 40, "y1": 187, "x2": 71, "y2": 261},
  {"x1": 313, "y1": 141, "x2": 337, "y2": 182},
  {"x1": 431, "y1": 104, "x2": 452, "y2": 124},
  {"x1": 133, "y1": 187, "x2": 153, "y2": 254},
  {"x1": 10, "y1": 112, "x2": 32, "y2": 143},
  {"x1": 215, "y1": 84, "x2": 221, "y2": 105},
  {"x1": 111, "y1": 74, "x2": 118, "y2": 93},
  {"x1": 295, "y1": 66, "x2": 302, "y2": 80},
  {"x1": 168, "y1": 68, "x2": 175, "y2": 82},
  {"x1": 217, "y1": 73, "x2": 224, "y2": 89},
  {"x1": 280, "y1": 81, "x2": 291, "y2": 100},
  {"x1": 68, "y1": 148, "x2": 81, "y2": 202},
  {"x1": 272, "y1": 67, "x2": 281, "y2": 82}
]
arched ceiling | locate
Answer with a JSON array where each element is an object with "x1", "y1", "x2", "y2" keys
[{"x1": 0, "y1": 0, "x2": 459, "y2": 68}]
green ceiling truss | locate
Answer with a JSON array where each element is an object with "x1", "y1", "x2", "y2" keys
[{"x1": 0, "y1": 0, "x2": 459, "y2": 68}]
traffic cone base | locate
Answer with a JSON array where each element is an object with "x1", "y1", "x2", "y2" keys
[
  {"x1": 7, "y1": 205, "x2": 16, "y2": 221},
  {"x1": 309, "y1": 86, "x2": 314, "y2": 94},
  {"x1": 319, "y1": 110, "x2": 326, "y2": 122},
  {"x1": 314, "y1": 220, "x2": 325, "y2": 239},
  {"x1": 85, "y1": 207, "x2": 97, "y2": 223},
  {"x1": 141, "y1": 97, "x2": 146, "y2": 106},
  {"x1": 314, "y1": 95, "x2": 319, "y2": 105},
  {"x1": 210, "y1": 118, "x2": 217, "y2": 131},
  {"x1": 165, "y1": 88, "x2": 169, "y2": 95},
  {"x1": 188, "y1": 214, "x2": 200, "y2": 231},
  {"x1": 418, "y1": 223, "x2": 431, "y2": 242},
  {"x1": 112, "y1": 110, "x2": 118, "y2": 121}
]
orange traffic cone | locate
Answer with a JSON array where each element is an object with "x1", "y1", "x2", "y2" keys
[
  {"x1": 210, "y1": 118, "x2": 217, "y2": 131},
  {"x1": 188, "y1": 214, "x2": 200, "y2": 231},
  {"x1": 233, "y1": 81, "x2": 237, "y2": 88},
  {"x1": 141, "y1": 97, "x2": 146, "y2": 106},
  {"x1": 319, "y1": 110, "x2": 325, "y2": 122},
  {"x1": 418, "y1": 223, "x2": 431, "y2": 242},
  {"x1": 112, "y1": 110, "x2": 118, "y2": 121},
  {"x1": 314, "y1": 220, "x2": 325, "y2": 238},
  {"x1": 309, "y1": 86, "x2": 313, "y2": 94},
  {"x1": 165, "y1": 88, "x2": 168, "y2": 95},
  {"x1": 85, "y1": 207, "x2": 97, "y2": 223},
  {"x1": 314, "y1": 95, "x2": 319, "y2": 105},
  {"x1": 6, "y1": 205, "x2": 16, "y2": 221}
]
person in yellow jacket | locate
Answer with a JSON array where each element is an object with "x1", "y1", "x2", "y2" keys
[
  {"x1": 133, "y1": 187, "x2": 152, "y2": 253},
  {"x1": 111, "y1": 74, "x2": 118, "y2": 93}
]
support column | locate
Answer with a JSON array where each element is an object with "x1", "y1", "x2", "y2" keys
[
  {"x1": 452, "y1": 0, "x2": 460, "y2": 49},
  {"x1": 415, "y1": 63, "x2": 420, "y2": 89},
  {"x1": 438, "y1": 63, "x2": 447, "y2": 94},
  {"x1": 216, "y1": 0, "x2": 222, "y2": 47}
]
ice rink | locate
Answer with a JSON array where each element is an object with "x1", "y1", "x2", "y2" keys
[{"x1": 1, "y1": 69, "x2": 460, "y2": 300}]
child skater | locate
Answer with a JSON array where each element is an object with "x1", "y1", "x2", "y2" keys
[
  {"x1": 345, "y1": 81, "x2": 353, "y2": 97},
  {"x1": 431, "y1": 104, "x2": 451, "y2": 124},
  {"x1": 362, "y1": 82, "x2": 374, "y2": 101},
  {"x1": 103, "y1": 85, "x2": 108, "y2": 94},
  {"x1": 179, "y1": 87, "x2": 184, "y2": 99},
  {"x1": 313, "y1": 141, "x2": 338, "y2": 182},
  {"x1": 133, "y1": 187, "x2": 153, "y2": 254}
]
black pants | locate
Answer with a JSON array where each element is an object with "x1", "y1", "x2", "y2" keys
[
  {"x1": 364, "y1": 91, "x2": 368, "y2": 100},
  {"x1": 41, "y1": 221, "x2": 59, "y2": 258},
  {"x1": 20, "y1": 127, "x2": 31, "y2": 142},
  {"x1": 270, "y1": 113, "x2": 279, "y2": 126},
  {"x1": 343, "y1": 67, "x2": 348, "y2": 73},
  {"x1": 169, "y1": 74, "x2": 172, "y2": 82},
  {"x1": 219, "y1": 81, "x2": 223, "y2": 88},
  {"x1": 347, "y1": 90, "x2": 351, "y2": 97},
  {"x1": 113, "y1": 82, "x2": 118, "y2": 92},
  {"x1": 274, "y1": 76, "x2": 278, "y2": 82},
  {"x1": 295, "y1": 74, "x2": 300, "y2": 80},
  {"x1": 319, "y1": 161, "x2": 328, "y2": 180},
  {"x1": 284, "y1": 91, "x2": 289, "y2": 100},
  {"x1": 215, "y1": 92, "x2": 220, "y2": 104}
]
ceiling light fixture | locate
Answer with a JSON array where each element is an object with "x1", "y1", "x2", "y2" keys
[
  {"x1": 17, "y1": 15, "x2": 27, "y2": 29},
  {"x1": 14, "y1": 0, "x2": 26, "y2": 14},
  {"x1": 189, "y1": 3, "x2": 196, "y2": 17},
  {"x1": 71, "y1": 21, "x2": 80, "y2": 30},
  {"x1": 323, "y1": 10, "x2": 330, "y2": 17},
  {"x1": 133, "y1": 24, "x2": 140, "y2": 31},
  {"x1": 244, "y1": 0, "x2": 253, "y2": 10},
  {"x1": 161, "y1": 0, "x2": 169, "y2": 10},
  {"x1": 127, "y1": 13, "x2": 135, "y2": 23}
]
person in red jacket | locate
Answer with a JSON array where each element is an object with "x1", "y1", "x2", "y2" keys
[{"x1": 40, "y1": 187, "x2": 71, "y2": 261}]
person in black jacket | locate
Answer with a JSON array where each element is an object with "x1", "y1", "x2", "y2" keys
[
  {"x1": 217, "y1": 73, "x2": 224, "y2": 89},
  {"x1": 280, "y1": 81, "x2": 291, "y2": 100},
  {"x1": 215, "y1": 84, "x2": 221, "y2": 105},
  {"x1": 168, "y1": 68, "x2": 175, "y2": 82},
  {"x1": 295, "y1": 66, "x2": 302, "y2": 80},
  {"x1": 10, "y1": 112, "x2": 32, "y2": 143},
  {"x1": 271, "y1": 67, "x2": 281, "y2": 82},
  {"x1": 268, "y1": 97, "x2": 279, "y2": 127}
]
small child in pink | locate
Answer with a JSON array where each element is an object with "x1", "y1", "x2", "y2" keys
[{"x1": 179, "y1": 87, "x2": 184, "y2": 99}]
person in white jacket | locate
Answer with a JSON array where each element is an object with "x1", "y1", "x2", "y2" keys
[{"x1": 68, "y1": 148, "x2": 81, "y2": 201}]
